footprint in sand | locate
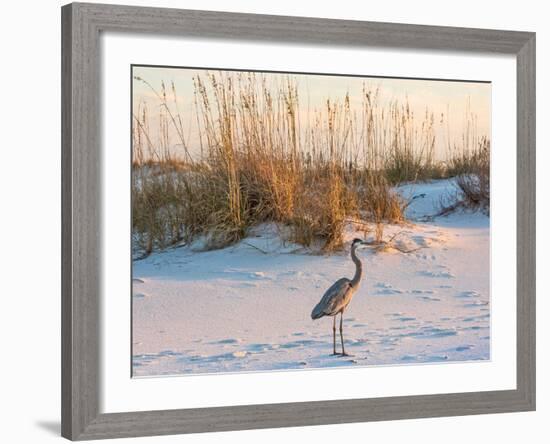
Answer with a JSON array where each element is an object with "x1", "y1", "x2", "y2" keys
[
  {"x1": 420, "y1": 253, "x2": 438, "y2": 261},
  {"x1": 417, "y1": 296, "x2": 441, "y2": 302},
  {"x1": 235, "y1": 282, "x2": 258, "y2": 288},
  {"x1": 386, "y1": 312, "x2": 404, "y2": 317},
  {"x1": 419, "y1": 270, "x2": 455, "y2": 278},
  {"x1": 250, "y1": 271, "x2": 269, "y2": 279},
  {"x1": 390, "y1": 325, "x2": 408, "y2": 331},
  {"x1": 377, "y1": 288, "x2": 404, "y2": 295},
  {"x1": 375, "y1": 282, "x2": 393, "y2": 289},
  {"x1": 412, "y1": 326, "x2": 458, "y2": 338},
  {"x1": 462, "y1": 316, "x2": 479, "y2": 322},
  {"x1": 464, "y1": 301, "x2": 489, "y2": 307},
  {"x1": 456, "y1": 290, "x2": 481, "y2": 299},
  {"x1": 411, "y1": 235, "x2": 433, "y2": 248},
  {"x1": 462, "y1": 325, "x2": 487, "y2": 331},
  {"x1": 280, "y1": 339, "x2": 319, "y2": 349},
  {"x1": 213, "y1": 338, "x2": 241, "y2": 345},
  {"x1": 374, "y1": 282, "x2": 405, "y2": 295},
  {"x1": 247, "y1": 343, "x2": 272, "y2": 352},
  {"x1": 375, "y1": 282, "x2": 404, "y2": 294},
  {"x1": 396, "y1": 316, "x2": 416, "y2": 322},
  {"x1": 232, "y1": 351, "x2": 248, "y2": 358}
]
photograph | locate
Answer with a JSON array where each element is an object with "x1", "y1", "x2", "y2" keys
[{"x1": 131, "y1": 65, "x2": 491, "y2": 377}]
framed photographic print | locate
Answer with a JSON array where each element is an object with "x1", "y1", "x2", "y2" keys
[{"x1": 61, "y1": 2, "x2": 536, "y2": 440}]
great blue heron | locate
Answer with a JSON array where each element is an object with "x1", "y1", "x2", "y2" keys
[{"x1": 311, "y1": 238, "x2": 367, "y2": 356}]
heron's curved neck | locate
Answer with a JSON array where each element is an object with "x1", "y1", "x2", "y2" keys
[{"x1": 350, "y1": 246, "x2": 363, "y2": 287}]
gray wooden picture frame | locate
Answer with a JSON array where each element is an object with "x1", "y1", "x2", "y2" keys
[{"x1": 61, "y1": 2, "x2": 536, "y2": 440}]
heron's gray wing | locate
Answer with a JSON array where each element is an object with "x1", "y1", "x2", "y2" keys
[{"x1": 311, "y1": 278, "x2": 351, "y2": 319}]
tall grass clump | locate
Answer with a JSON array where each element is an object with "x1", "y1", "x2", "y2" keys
[
  {"x1": 356, "y1": 88, "x2": 442, "y2": 184},
  {"x1": 132, "y1": 165, "x2": 188, "y2": 257},
  {"x1": 455, "y1": 137, "x2": 490, "y2": 213}
]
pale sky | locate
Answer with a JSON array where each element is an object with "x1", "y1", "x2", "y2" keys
[{"x1": 132, "y1": 65, "x2": 491, "y2": 161}]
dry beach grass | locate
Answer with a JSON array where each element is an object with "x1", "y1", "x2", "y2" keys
[{"x1": 132, "y1": 72, "x2": 490, "y2": 257}]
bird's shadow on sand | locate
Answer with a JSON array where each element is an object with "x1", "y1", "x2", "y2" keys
[{"x1": 35, "y1": 421, "x2": 60, "y2": 436}]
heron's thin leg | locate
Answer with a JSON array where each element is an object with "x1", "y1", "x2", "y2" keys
[
  {"x1": 340, "y1": 312, "x2": 349, "y2": 356},
  {"x1": 331, "y1": 316, "x2": 337, "y2": 355}
]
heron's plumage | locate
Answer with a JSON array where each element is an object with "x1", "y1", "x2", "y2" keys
[{"x1": 311, "y1": 277, "x2": 354, "y2": 319}]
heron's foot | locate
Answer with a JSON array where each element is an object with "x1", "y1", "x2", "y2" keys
[
  {"x1": 339, "y1": 352, "x2": 353, "y2": 357},
  {"x1": 330, "y1": 352, "x2": 342, "y2": 356}
]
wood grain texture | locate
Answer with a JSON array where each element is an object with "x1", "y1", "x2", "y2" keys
[
  {"x1": 62, "y1": 3, "x2": 101, "y2": 439},
  {"x1": 516, "y1": 34, "x2": 536, "y2": 410},
  {"x1": 61, "y1": 4, "x2": 73, "y2": 438},
  {"x1": 76, "y1": 2, "x2": 532, "y2": 53},
  {"x1": 61, "y1": 2, "x2": 536, "y2": 440},
  {"x1": 76, "y1": 390, "x2": 533, "y2": 440}
]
